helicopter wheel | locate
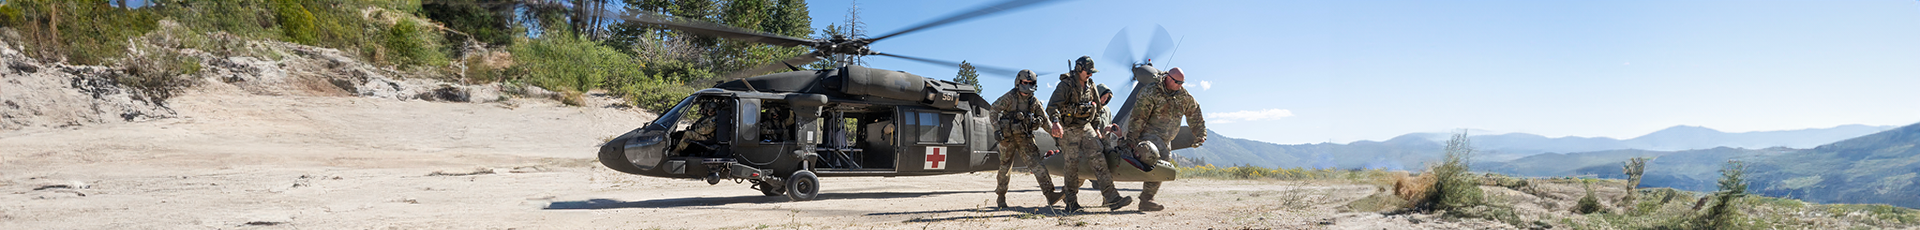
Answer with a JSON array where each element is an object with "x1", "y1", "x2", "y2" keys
[
  {"x1": 756, "y1": 180, "x2": 786, "y2": 196},
  {"x1": 785, "y1": 171, "x2": 819, "y2": 201}
]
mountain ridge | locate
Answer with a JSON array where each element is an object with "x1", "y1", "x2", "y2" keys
[{"x1": 1175, "y1": 124, "x2": 1894, "y2": 169}]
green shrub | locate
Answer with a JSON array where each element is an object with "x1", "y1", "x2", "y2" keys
[
  {"x1": 118, "y1": 46, "x2": 201, "y2": 105},
  {"x1": 1574, "y1": 181, "x2": 1604, "y2": 214},
  {"x1": 161, "y1": 0, "x2": 278, "y2": 41},
  {"x1": 613, "y1": 76, "x2": 695, "y2": 113},
  {"x1": 383, "y1": 18, "x2": 447, "y2": 67},
  {"x1": 511, "y1": 34, "x2": 634, "y2": 92},
  {"x1": 423, "y1": 0, "x2": 515, "y2": 46},
  {"x1": 5, "y1": 0, "x2": 160, "y2": 65},
  {"x1": 1427, "y1": 132, "x2": 1484, "y2": 210},
  {"x1": 0, "y1": 3, "x2": 25, "y2": 27},
  {"x1": 271, "y1": 0, "x2": 317, "y2": 45}
]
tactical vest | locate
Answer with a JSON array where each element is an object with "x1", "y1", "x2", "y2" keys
[{"x1": 1056, "y1": 75, "x2": 1100, "y2": 127}]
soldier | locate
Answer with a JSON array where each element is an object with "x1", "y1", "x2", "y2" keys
[
  {"x1": 1047, "y1": 56, "x2": 1133, "y2": 212},
  {"x1": 1125, "y1": 67, "x2": 1207, "y2": 211},
  {"x1": 1093, "y1": 84, "x2": 1117, "y2": 133},
  {"x1": 992, "y1": 70, "x2": 1067, "y2": 208},
  {"x1": 677, "y1": 101, "x2": 724, "y2": 157}
]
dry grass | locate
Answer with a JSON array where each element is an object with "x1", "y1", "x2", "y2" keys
[{"x1": 1391, "y1": 172, "x2": 1434, "y2": 208}]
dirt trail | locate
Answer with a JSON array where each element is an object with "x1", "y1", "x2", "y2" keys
[{"x1": 0, "y1": 85, "x2": 1514, "y2": 229}]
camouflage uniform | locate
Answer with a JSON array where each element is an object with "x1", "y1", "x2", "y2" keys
[
  {"x1": 1124, "y1": 76, "x2": 1206, "y2": 211},
  {"x1": 993, "y1": 70, "x2": 1061, "y2": 208},
  {"x1": 677, "y1": 106, "x2": 721, "y2": 156},
  {"x1": 1047, "y1": 56, "x2": 1130, "y2": 211},
  {"x1": 1092, "y1": 84, "x2": 1115, "y2": 131}
]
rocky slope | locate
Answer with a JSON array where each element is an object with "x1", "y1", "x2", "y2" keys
[{"x1": 0, "y1": 21, "x2": 527, "y2": 132}]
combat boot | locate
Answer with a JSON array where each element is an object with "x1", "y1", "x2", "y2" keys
[
  {"x1": 1103, "y1": 196, "x2": 1133, "y2": 210},
  {"x1": 1062, "y1": 193, "x2": 1083, "y2": 212},
  {"x1": 1043, "y1": 189, "x2": 1062, "y2": 206},
  {"x1": 996, "y1": 194, "x2": 1009, "y2": 208},
  {"x1": 1138, "y1": 200, "x2": 1164, "y2": 211}
]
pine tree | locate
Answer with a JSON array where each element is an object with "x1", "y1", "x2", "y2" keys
[
  {"x1": 953, "y1": 61, "x2": 981, "y2": 91},
  {"x1": 1621, "y1": 157, "x2": 1648, "y2": 209}
]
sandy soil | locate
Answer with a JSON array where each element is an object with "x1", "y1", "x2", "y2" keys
[{"x1": 0, "y1": 85, "x2": 1508, "y2": 229}]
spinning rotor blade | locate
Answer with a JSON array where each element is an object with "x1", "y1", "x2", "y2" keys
[
  {"x1": 599, "y1": 8, "x2": 816, "y2": 47},
  {"x1": 1144, "y1": 25, "x2": 1177, "y2": 65},
  {"x1": 873, "y1": 53, "x2": 1025, "y2": 78},
  {"x1": 869, "y1": 0, "x2": 1068, "y2": 42},
  {"x1": 722, "y1": 52, "x2": 825, "y2": 79},
  {"x1": 1102, "y1": 28, "x2": 1135, "y2": 68}
]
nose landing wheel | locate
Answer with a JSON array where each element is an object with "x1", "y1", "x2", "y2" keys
[{"x1": 786, "y1": 171, "x2": 819, "y2": 201}]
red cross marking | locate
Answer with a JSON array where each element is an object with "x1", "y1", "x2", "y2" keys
[{"x1": 925, "y1": 147, "x2": 947, "y2": 170}]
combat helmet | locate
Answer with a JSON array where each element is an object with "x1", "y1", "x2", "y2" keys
[
  {"x1": 1015, "y1": 69, "x2": 1039, "y2": 93},
  {"x1": 1074, "y1": 55, "x2": 1098, "y2": 74}
]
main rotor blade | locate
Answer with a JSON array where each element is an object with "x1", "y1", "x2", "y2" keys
[
  {"x1": 873, "y1": 53, "x2": 1024, "y2": 78},
  {"x1": 609, "y1": 9, "x2": 817, "y2": 47},
  {"x1": 868, "y1": 0, "x2": 1068, "y2": 42},
  {"x1": 1102, "y1": 28, "x2": 1135, "y2": 68},
  {"x1": 1144, "y1": 25, "x2": 1177, "y2": 64},
  {"x1": 722, "y1": 52, "x2": 825, "y2": 79}
]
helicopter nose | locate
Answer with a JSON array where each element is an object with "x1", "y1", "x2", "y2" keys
[{"x1": 599, "y1": 129, "x2": 667, "y2": 175}]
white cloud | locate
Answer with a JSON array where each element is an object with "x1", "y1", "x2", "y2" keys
[
  {"x1": 1181, "y1": 80, "x2": 1214, "y2": 91},
  {"x1": 1207, "y1": 109, "x2": 1294, "y2": 123}
]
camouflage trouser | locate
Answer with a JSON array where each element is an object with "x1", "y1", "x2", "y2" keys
[
  {"x1": 995, "y1": 138, "x2": 1056, "y2": 198},
  {"x1": 1061, "y1": 125, "x2": 1120, "y2": 205},
  {"x1": 1136, "y1": 133, "x2": 1172, "y2": 202}
]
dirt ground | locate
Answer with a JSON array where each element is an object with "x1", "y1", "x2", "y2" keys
[{"x1": 0, "y1": 85, "x2": 1515, "y2": 229}]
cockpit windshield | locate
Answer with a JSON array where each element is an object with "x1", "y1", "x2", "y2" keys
[{"x1": 651, "y1": 95, "x2": 702, "y2": 128}]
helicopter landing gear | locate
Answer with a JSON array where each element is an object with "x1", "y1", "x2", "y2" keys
[{"x1": 785, "y1": 171, "x2": 819, "y2": 201}]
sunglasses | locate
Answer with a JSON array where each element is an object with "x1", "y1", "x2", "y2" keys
[{"x1": 1170, "y1": 78, "x2": 1184, "y2": 84}]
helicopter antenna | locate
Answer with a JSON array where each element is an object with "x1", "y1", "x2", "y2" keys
[{"x1": 1164, "y1": 36, "x2": 1186, "y2": 67}]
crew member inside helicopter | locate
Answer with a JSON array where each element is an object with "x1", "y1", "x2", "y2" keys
[
  {"x1": 676, "y1": 99, "x2": 732, "y2": 158},
  {"x1": 759, "y1": 105, "x2": 795, "y2": 143}
]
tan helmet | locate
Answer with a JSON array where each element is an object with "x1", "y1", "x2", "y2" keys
[{"x1": 1015, "y1": 69, "x2": 1038, "y2": 93}]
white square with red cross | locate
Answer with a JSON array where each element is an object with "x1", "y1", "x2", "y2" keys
[{"x1": 924, "y1": 146, "x2": 947, "y2": 170}]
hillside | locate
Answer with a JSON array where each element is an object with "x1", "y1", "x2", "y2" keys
[
  {"x1": 1749, "y1": 122, "x2": 1920, "y2": 208},
  {"x1": 1470, "y1": 122, "x2": 1920, "y2": 208},
  {"x1": 1478, "y1": 147, "x2": 1790, "y2": 191}
]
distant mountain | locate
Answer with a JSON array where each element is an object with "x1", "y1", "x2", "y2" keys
[
  {"x1": 1471, "y1": 122, "x2": 1920, "y2": 208},
  {"x1": 1172, "y1": 130, "x2": 1438, "y2": 170},
  {"x1": 1624, "y1": 124, "x2": 1896, "y2": 151},
  {"x1": 1747, "y1": 123, "x2": 1920, "y2": 208},
  {"x1": 1177, "y1": 124, "x2": 1891, "y2": 170},
  {"x1": 1412, "y1": 124, "x2": 1893, "y2": 160}
]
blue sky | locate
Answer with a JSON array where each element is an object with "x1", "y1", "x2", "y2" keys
[{"x1": 807, "y1": 0, "x2": 1920, "y2": 144}]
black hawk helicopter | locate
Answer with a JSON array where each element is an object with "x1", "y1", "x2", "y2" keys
[{"x1": 588, "y1": 0, "x2": 1202, "y2": 201}]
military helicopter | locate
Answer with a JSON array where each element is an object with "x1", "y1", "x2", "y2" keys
[{"x1": 590, "y1": 0, "x2": 1200, "y2": 201}]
